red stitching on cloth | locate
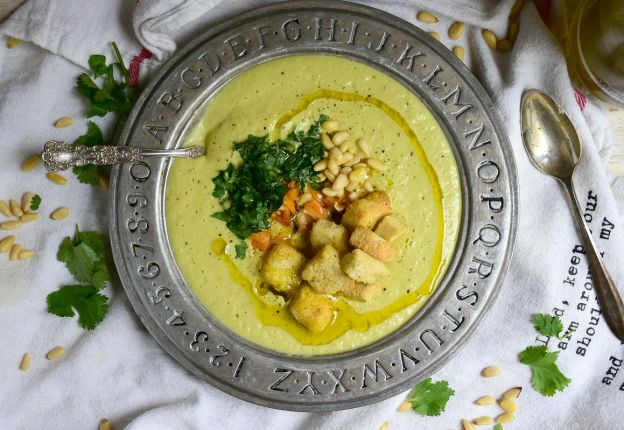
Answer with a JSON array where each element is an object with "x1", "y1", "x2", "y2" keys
[
  {"x1": 574, "y1": 88, "x2": 587, "y2": 111},
  {"x1": 536, "y1": 0, "x2": 550, "y2": 26},
  {"x1": 128, "y1": 48, "x2": 153, "y2": 88}
]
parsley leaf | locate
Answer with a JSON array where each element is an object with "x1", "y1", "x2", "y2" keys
[
  {"x1": 532, "y1": 313, "x2": 564, "y2": 338},
  {"x1": 71, "y1": 121, "x2": 106, "y2": 185},
  {"x1": 57, "y1": 226, "x2": 109, "y2": 290},
  {"x1": 73, "y1": 165, "x2": 100, "y2": 185},
  {"x1": 47, "y1": 285, "x2": 109, "y2": 330},
  {"x1": 407, "y1": 378, "x2": 455, "y2": 417},
  {"x1": 234, "y1": 240, "x2": 248, "y2": 260},
  {"x1": 494, "y1": 425, "x2": 503, "y2": 430},
  {"x1": 519, "y1": 345, "x2": 571, "y2": 396},
  {"x1": 29, "y1": 194, "x2": 41, "y2": 211}
]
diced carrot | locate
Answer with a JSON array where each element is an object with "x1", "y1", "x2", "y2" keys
[
  {"x1": 321, "y1": 194, "x2": 337, "y2": 208},
  {"x1": 250, "y1": 231, "x2": 271, "y2": 252},
  {"x1": 272, "y1": 209, "x2": 292, "y2": 226},
  {"x1": 302, "y1": 200, "x2": 325, "y2": 220}
]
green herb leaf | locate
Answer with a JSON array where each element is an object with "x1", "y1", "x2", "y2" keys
[
  {"x1": 47, "y1": 285, "x2": 109, "y2": 330},
  {"x1": 88, "y1": 55, "x2": 109, "y2": 78},
  {"x1": 29, "y1": 194, "x2": 41, "y2": 211},
  {"x1": 235, "y1": 240, "x2": 248, "y2": 260},
  {"x1": 519, "y1": 345, "x2": 571, "y2": 396},
  {"x1": 72, "y1": 165, "x2": 100, "y2": 185},
  {"x1": 407, "y1": 378, "x2": 455, "y2": 416},
  {"x1": 494, "y1": 424, "x2": 503, "y2": 430},
  {"x1": 57, "y1": 226, "x2": 109, "y2": 289},
  {"x1": 532, "y1": 313, "x2": 564, "y2": 338}
]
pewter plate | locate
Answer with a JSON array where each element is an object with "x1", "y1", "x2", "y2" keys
[{"x1": 109, "y1": 0, "x2": 517, "y2": 411}]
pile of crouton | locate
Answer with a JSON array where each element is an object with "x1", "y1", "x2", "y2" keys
[{"x1": 260, "y1": 190, "x2": 405, "y2": 333}]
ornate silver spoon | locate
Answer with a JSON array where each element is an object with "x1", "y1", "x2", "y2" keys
[
  {"x1": 41, "y1": 140, "x2": 204, "y2": 172},
  {"x1": 521, "y1": 89, "x2": 624, "y2": 341}
]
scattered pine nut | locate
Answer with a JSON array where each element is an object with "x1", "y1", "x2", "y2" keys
[
  {"x1": 496, "y1": 412, "x2": 515, "y2": 424},
  {"x1": 54, "y1": 117, "x2": 74, "y2": 128},
  {"x1": 323, "y1": 169, "x2": 336, "y2": 182},
  {"x1": 482, "y1": 30, "x2": 497, "y2": 50},
  {"x1": 1, "y1": 220, "x2": 22, "y2": 230},
  {"x1": 472, "y1": 416, "x2": 493, "y2": 426},
  {"x1": 356, "y1": 139, "x2": 371, "y2": 157},
  {"x1": 321, "y1": 133, "x2": 334, "y2": 149},
  {"x1": 99, "y1": 173, "x2": 110, "y2": 190},
  {"x1": 297, "y1": 193, "x2": 312, "y2": 206},
  {"x1": 18, "y1": 249, "x2": 35, "y2": 260},
  {"x1": 428, "y1": 31, "x2": 440, "y2": 41},
  {"x1": 364, "y1": 181, "x2": 374, "y2": 192},
  {"x1": 448, "y1": 22, "x2": 465, "y2": 40},
  {"x1": 508, "y1": 20, "x2": 520, "y2": 43},
  {"x1": 0, "y1": 235, "x2": 16, "y2": 252},
  {"x1": 20, "y1": 213, "x2": 40, "y2": 223},
  {"x1": 503, "y1": 386, "x2": 522, "y2": 400},
  {"x1": 332, "y1": 131, "x2": 350, "y2": 145},
  {"x1": 367, "y1": 158, "x2": 386, "y2": 171},
  {"x1": 397, "y1": 400, "x2": 412, "y2": 412},
  {"x1": 378, "y1": 421, "x2": 388, "y2": 430},
  {"x1": 499, "y1": 398, "x2": 518, "y2": 413},
  {"x1": 9, "y1": 244, "x2": 22, "y2": 261},
  {"x1": 510, "y1": 0, "x2": 526, "y2": 18},
  {"x1": 452, "y1": 46, "x2": 465, "y2": 61},
  {"x1": 47, "y1": 172, "x2": 68, "y2": 185},
  {"x1": 19, "y1": 353, "x2": 31, "y2": 371},
  {"x1": 7, "y1": 37, "x2": 22, "y2": 48},
  {"x1": 21, "y1": 154, "x2": 41, "y2": 172},
  {"x1": 0, "y1": 200, "x2": 11, "y2": 217},
  {"x1": 481, "y1": 366, "x2": 501, "y2": 377},
  {"x1": 321, "y1": 120, "x2": 339, "y2": 133},
  {"x1": 99, "y1": 419, "x2": 113, "y2": 430},
  {"x1": 497, "y1": 39, "x2": 513, "y2": 52},
  {"x1": 21, "y1": 192, "x2": 35, "y2": 213},
  {"x1": 46, "y1": 346, "x2": 65, "y2": 361},
  {"x1": 474, "y1": 395, "x2": 496, "y2": 405},
  {"x1": 417, "y1": 11, "x2": 439, "y2": 24},
  {"x1": 10, "y1": 199, "x2": 23, "y2": 217},
  {"x1": 461, "y1": 419, "x2": 476, "y2": 430},
  {"x1": 314, "y1": 159, "x2": 327, "y2": 172},
  {"x1": 51, "y1": 207, "x2": 69, "y2": 220}
]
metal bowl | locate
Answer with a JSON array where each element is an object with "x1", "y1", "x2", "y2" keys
[{"x1": 109, "y1": 0, "x2": 517, "y2": 411}]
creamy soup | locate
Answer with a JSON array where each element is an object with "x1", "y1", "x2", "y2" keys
[{"x1": 165, "y1": 55, "x2": 462, "y2": 356}]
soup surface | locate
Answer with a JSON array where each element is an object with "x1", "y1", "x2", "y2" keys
[{"x1": 166, "y1": 55, "x2": 462, "y2": 355}]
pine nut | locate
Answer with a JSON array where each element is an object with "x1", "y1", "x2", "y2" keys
[
  {"x1": 21, "y1": 192, "x2": 35, "y2": 213},
  {"x1": 356, "y1": 139, "x2": 371, "y2": 157},
  {"x1": 0, "y1": 235, "x2": 16, "y2": 252},
  {"x1": 99, "y1": 419, "x2": 113, "y2": 430},
  {"x1": 10, "y1": 199, "x2": 23, "y2": 217},
  {"x1": 51, "y1": 207, "x2": 69, "y2": 220},
  {"x1": 496, "y1": 413, "x2": 515, "y2": 424},
  {"x1": 346, "y1": 145, "x2": 357, "y2": 155},
  {"x1": 499, "y1": 398, "x2": 517, "y2": 413},
  {"x1": 349, "y1": 190, "x2": 364, "y2": 201},
  {"x1": 321, "y1": 120, "x2": 339, "y2": 133},
  {"x1": 397, "y1": 400, "x2": 412, "y2": 412},
  {"x1": 340, "y1": 167, "x2": 352, "y2": 175},
  {"x1": 453, "y1": 46, "x2": 465, "y2": 61},
  {"x1": 7, "y1": 37, "x2": 22, "y2": 48},
  {"x1": 321, "y1": 133, "x2": 334, "y2": 149},
  {"x1": 20, "y1": 213, "x2": 40, "y2": 223},
  {"x1": 21, "y1": 154, "x2": 41, "y2": 172},
  {"x1": 323, "y1": 169, "x2": 336, "y2": 182},
  {"x1": 329, "y1": 147, "x2": 342, "y2": 162},
  {"x1": 482, "y1": 30, "x2": 497, "y2": 50},
  {"x1": 332, "y1": 131, "x2": 349, "y2": 145},
  {"x1": 461, "y1": 419, "x2": 476, "y2": 430},
  {"x1": 449, "y1": 22, "x2": 465, "y2": 40},
  {"x1": 54, "y1": 117, "x2": 74, "y2": 128},
  {"x1": 510, "y1": 0, "x2": 526, "y2": 18},
  {"x1": 429, "y1": 31, "x2": 440, "y2": 41},
  {"x1": 332, "y1": 174, "x2": 349, "y2": 191},
  {"x1": 508, "y1": 20, "x2": 520, "y2": 43},
  {"x1": 317, "y1": 173, "x2": 327, "y2": 182},
  {"x1": 20, "y1": 352, "x2": 32, "y2": 371},
  {"x1": 349, "y1": 166, "x2": 368, "y2": 183},
  {"x1": 340, "y1": 152, "x2": 354, "y2": 165},
  {"x1": 0, "y1": 200, "x2": 11, "y2": 217},
  {"x1": 481, "y1": 366, "x2": 501, "y2": 377},
  {"x1": 417, "y1": 10, "x2": 438, "y2": 23},
  {"x1": 378, "y1": 421, "x2": 388, "y2": 430},
  {"x1": 327, "y1": 160, "x2": 340, "y2": 176},
  {"x1": 364, "y1": 181, "x2": 374, "y2": 192},
  {"x1": 367, "y1": 158, "x2": 386, "y2": 171},
  {"x1": 1, "y1": 220, "x2": 22, "y2": 230},
  {"x1": 99, "y1": 173, "x2": 110, "y2": 190},
  {"x1": 503, "y1": 387, "x2": 522, "y2": 400},
  {"x1": 10, "y1": 244, "x2": 21, "y2": 261},
  {"x1": 472, "y1": 417, "x2": 493, "y2": 426},
  {"x1": 497, "y1": 39, "x2": 513, "y2": 52},
  {"x1": 344, "y1": 155, "x2": 361, "y2": 167},
  {"x1": 314, "y1": 159, "x2": 327, "y2": 172},
  {"x1": 322, "y1": 187, "x2": 337, "y2": 197},
  {"x1": 46, "y1": 346, "x2": 65, "y2": 360},
  {"x1": 354, "y1": 162, "x2": 367, "y2": 168},
  {"x1": 475, "y1": 395, "x2": 496, "y2": 405},
  {"x1": 339, "y1": 141, "x2": 351, "y2": 153},
  {"x1": 345, "y1": 182, "x2": 358, "y2": 192},
  {"x1": 47, "y1": 172, "x2": 68, "y2": 185},
  {"x1": 297, "y1": 193, "x2": 312, "y2": 206},
  {"x1": 18, "y1": 249, "x2": 35, "y2": 260}
]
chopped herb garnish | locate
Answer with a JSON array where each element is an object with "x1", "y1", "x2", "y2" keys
[
  {"x1": 234, "y1": 240, "x2": 248, "y2": 259},
  {"x1": 29, "y1": 194, "x2": 41, "y2": 211},
  {"x1": 407, "y1": 378, "x2": 455, "y2": 416}
]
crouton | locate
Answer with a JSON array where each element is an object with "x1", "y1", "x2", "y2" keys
[
  {"x1": 341, "y1": 249, "x2": 390, "y2": 284},
  {"x1": 374, "y1": 214, "x2": 405, "y2": 242},
  {"x1": 310, "y1": 219, "x2": 349, "y2": 254},
  {"x1": 340, "y1": 282, "x2": 382, "y2": 302},
  {"x1": 288, "y1": 232, "x2": 310, "y2": 253},
  {"x1": 349, "y1": 226, "x2": 397, "y2": 262},
  {"x1": 341, "y1": 191, "x2": 392, "y2": 232},
  {"x1": 302, "y1": 245, "x2": 355, "y2": 294},
  {"x1": 289, "y1": 284, "x2": 335, "y2": 332},
  {"x1": 260, "y1": 243, "x2": 307, "y2": 294}
]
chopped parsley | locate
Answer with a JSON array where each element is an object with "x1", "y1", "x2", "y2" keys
[
  {"x1": 407, "y1": 378, "x2": 455, "y2": 416},
  {"x1": 29, "y1": 194, "x2": 41, "y2": 211},
  {"x1": 212, "y1": 115, "x2": 327, "y2": 257}
]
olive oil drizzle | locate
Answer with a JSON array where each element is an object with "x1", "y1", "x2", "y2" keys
[{"x1": 212, "y1": 89, "x2": 447, "y2": 346}]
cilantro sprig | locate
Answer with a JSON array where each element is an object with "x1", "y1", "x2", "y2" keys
[
  {"x1": 46, "y1": 226, "x2": 111, "y2": 330},
  {"x1": 532, "y1": 313, "x2": 575, "y2": 339},
  {"x1": 29, "y1": 194, "x2": 41, "y2": 211},
  {"x1": 407, "y1": 378, "x2": 455, "y2": 416}
]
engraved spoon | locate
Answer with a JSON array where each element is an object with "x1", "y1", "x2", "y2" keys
[
  {"x1": 520, "y1": 89, "x2": 624, "y2": 341},
  {"x1": 41, "y1": 140, "x2": 204, "y2": 172}
]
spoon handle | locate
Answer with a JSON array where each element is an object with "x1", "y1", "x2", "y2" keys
[{"x1": 564, "y1": 179, "x2": 624, "y2": 341}]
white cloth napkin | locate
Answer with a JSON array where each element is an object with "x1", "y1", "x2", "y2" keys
[{"x1": 1, "y1": 0, "x2": 623, "y2": 429}]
